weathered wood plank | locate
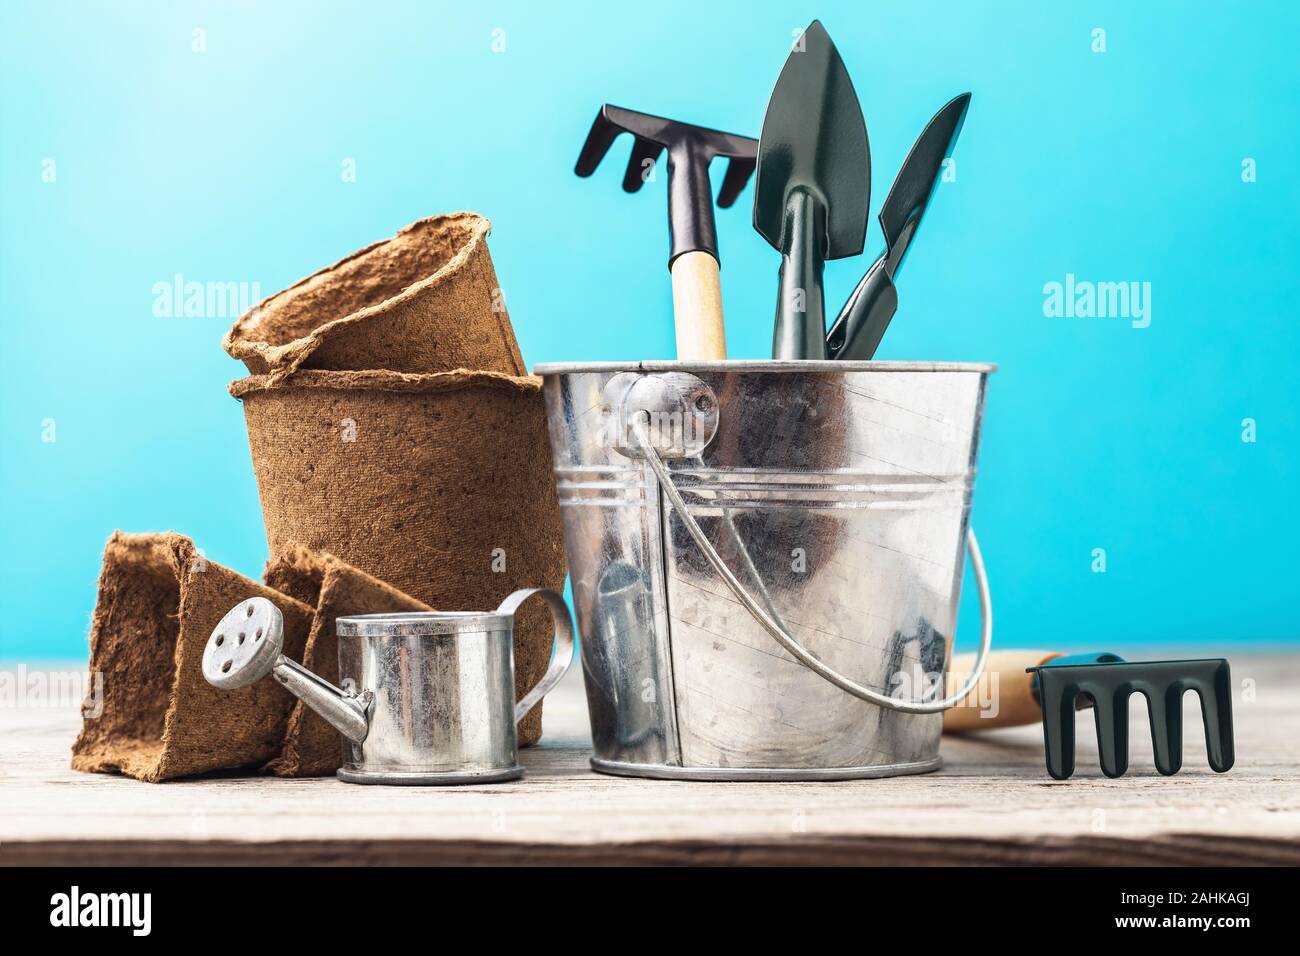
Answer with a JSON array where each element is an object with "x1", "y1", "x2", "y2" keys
[{"x1": 2, "y1": 654, "x2": 1297, "y2": 865}]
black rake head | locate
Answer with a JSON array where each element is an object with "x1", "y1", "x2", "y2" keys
[
  {"x1": 575, "y1": 104, "x2": 757, "y2": 265},
  {"x1": 1028, "y1": 657, "x2": 1235, "y2": 780}
]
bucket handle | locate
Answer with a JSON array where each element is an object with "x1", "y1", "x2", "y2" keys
[{"x1": 630, "y1": 413, "x2": 993, "y2": 715}]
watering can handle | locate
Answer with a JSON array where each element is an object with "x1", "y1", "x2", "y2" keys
[
  {"x1": 630, "y1": 414, "x2": 993, "y2": 715},
  {"x1": 496, "y1": 588, "x2": 577, "y2": 725}
]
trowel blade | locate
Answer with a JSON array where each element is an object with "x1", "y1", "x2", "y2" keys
[{"x1": 752, "y1": 19, "x2": 871, "y2": 260}]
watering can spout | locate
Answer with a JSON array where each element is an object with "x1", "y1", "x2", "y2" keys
[
  {"x1": 272, "y1": 659, "x2": 371, "y2": 745},
  {"x1": 200, "y1": 596, "x2": 371, "y2": 745}
]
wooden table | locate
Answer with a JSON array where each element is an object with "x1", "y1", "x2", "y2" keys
[{"x1": 3, "y1": 654, "x2": 1298, "y2": 865}]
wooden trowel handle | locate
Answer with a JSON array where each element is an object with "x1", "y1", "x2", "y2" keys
[
  {"x1": 671, "y1": 250, "x2": 727, "y2": 360},
  {"x1": 942, "y1": 650, "x2": 1065, "y2": 733}
]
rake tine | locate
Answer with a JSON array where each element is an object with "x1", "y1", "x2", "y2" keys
[
  {"x1": 622, "y1": 137, "x2": 664, "y2": 193},
  {"x1": 1198, "y1": 661, "x2": 1235, "y2": 773},
  {"x1": 1093, "y1": 687, "x2": 1130, "y2": 779},
  {"x1": 1146, "y1": 682, "x2": 1184, "y2": 775},
  {"x1": 1036, "y1": 670, "x2": 1077, "y2": 780},
  {"x1": 575, "y1": 109, "x2": 622, "y2": 178},
  {"x1": 717, "y1": 156, "x2": 757, "y2": 209}
]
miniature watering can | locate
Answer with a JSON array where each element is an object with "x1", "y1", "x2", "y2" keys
[{"x1": 202, "y1": 589, "x2": 574, "y2": 785}]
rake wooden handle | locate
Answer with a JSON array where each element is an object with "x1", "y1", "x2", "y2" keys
[
  {"x1": 942, "y1": 650, "x2": 1065, "y2": 733},
  {"x1": 670, "y1": 251, "x2": 727, "y2": 360}
]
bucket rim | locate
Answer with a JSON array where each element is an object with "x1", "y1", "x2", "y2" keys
[{"x1": 533, "y1": 359, "x2": 997, "y2": 375}]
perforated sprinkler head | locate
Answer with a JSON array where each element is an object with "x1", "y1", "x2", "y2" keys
[{"x1": 202, "y1": 597, "x2": 285, "y2": 690}]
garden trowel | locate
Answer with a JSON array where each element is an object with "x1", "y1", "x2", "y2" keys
[
  {"x1": 753, "y1": 20, "x2": 871, "y2": 360},
  {"x1": 826, "y1": 93, "x2": 971, "y2": 360}
]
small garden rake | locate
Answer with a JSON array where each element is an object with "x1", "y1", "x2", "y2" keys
[{"x1": 576, "y1": 105, "x2": 757, "y2": 359}]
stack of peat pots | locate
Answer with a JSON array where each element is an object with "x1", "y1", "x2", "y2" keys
[{"x1": 223, "y1": 212, "x2": 566, "y2": 747}]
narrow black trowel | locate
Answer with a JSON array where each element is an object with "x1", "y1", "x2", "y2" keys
[{"x1": 826, "y1": 93, "x2": 971, "y2": 360}]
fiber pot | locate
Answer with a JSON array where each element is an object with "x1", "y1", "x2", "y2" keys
[
  {"x1": 70, "y1": 531, "x2": 313, "y2": 781},
  {"x1": 222, "y1": 213, "x2": 526, "y2": 381},
  {"x1": 231, "y1": 368, "x2": 567, "y2": 745}
]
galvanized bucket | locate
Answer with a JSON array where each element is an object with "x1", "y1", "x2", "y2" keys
[{"x1": 537, "y1": 361, "x2": 995, "y2": 781}]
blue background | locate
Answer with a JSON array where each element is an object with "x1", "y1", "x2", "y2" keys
[{"x1": 2, "y1": 0, "x2": 1297, "y2": 660}]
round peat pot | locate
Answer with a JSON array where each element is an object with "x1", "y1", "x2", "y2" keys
[{"x1": 537, "y1": 361, "x2": 995, "y2": 781}]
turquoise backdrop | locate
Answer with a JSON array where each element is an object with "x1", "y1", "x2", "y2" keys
[{"x1": 2, "y1": 0, "x2": 1297, "y2": 658}]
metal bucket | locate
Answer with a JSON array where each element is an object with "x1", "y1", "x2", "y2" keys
[{"x1": 537, "y1": 360, "x2": 995, "y2": 781}]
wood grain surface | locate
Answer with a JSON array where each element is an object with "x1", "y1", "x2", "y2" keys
[{"x1": 2, "y1": 654, "x2": 1297, "y2": 866}]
